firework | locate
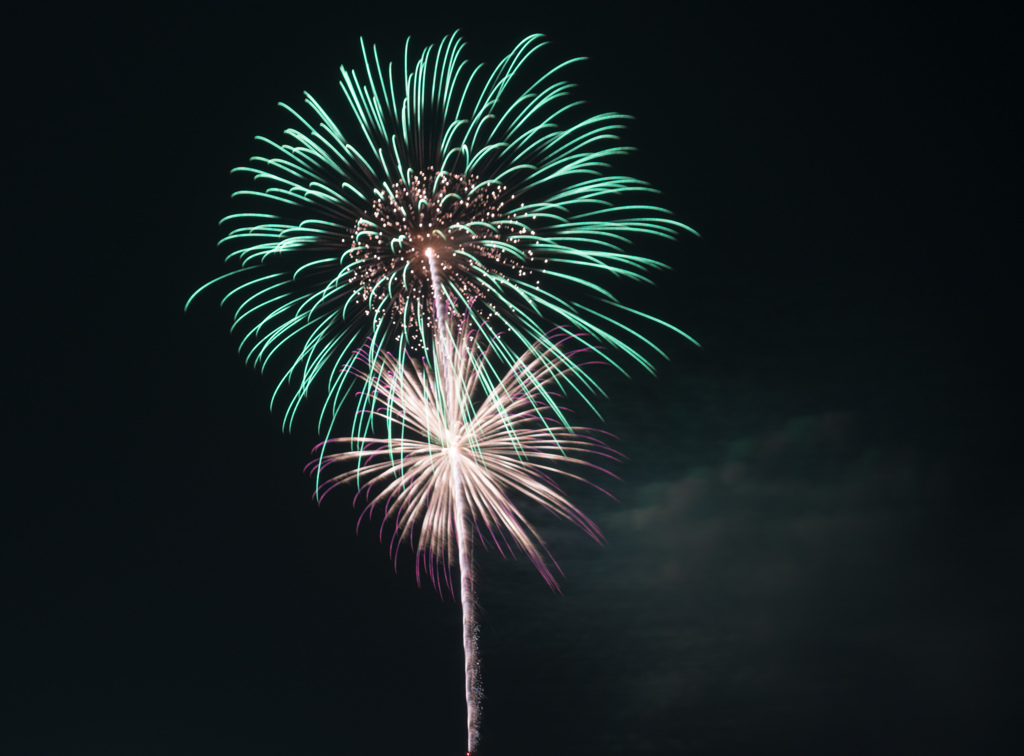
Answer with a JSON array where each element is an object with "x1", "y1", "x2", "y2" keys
[
  {"x1": 190, "y1": 33, "x2": 695, "y2": 754},
  {"x1": 310, "y1": 327, "x2": 615, "y2": 590},
  {"x1": 187, "y1": 32, "x2": 695, "y2": 437}
]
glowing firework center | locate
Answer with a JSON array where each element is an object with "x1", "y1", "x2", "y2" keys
[{"x1": 345, "y1": 169, "x2": 539, "y2": 346}]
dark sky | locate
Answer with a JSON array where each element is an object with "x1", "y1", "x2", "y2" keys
[{"x1": 6, "y1": 3, "x2": 1016, "y2": 755}]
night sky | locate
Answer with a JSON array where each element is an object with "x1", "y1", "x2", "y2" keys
[{"x1": 6, "y1": 3, "x2": 1016, "y2": 755}]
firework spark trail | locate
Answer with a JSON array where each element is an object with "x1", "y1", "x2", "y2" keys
[
  {"x1": 427, "y1": 247, "x2": 480, "y2": 751},
  {"x1": 451, "y1": 459, "x2": 480, "y2": 753}
]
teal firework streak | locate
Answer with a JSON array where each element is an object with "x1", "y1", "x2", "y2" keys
[{"x1": 188, "y1": 32, "x2": 696, "y2": 436}]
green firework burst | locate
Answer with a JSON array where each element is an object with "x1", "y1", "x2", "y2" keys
[{"x1": 188, "y1": 32, "x2": 697, "y2": 437}]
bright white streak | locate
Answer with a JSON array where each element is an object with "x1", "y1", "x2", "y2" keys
[{"x1": 427, "y1": 248, "x2": 480, "y2": 753}]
